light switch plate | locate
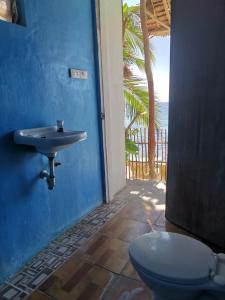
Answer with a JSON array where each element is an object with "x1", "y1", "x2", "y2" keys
[{"x1": 69, "y1": 69, "x2": 88, "y2": 79}]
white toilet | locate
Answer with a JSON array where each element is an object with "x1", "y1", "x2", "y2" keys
[{"x1": 129, "y1": 232, "x2": 225, "y2": 300}]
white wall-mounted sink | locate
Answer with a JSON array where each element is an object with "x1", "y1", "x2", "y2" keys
[{"x1": 14, "y1": 125, "x2": 87, "y2": 156}]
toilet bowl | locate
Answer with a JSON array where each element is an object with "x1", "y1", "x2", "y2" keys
[{"x1": 129, "y1": 232, "x2": 225, "y2": 300}]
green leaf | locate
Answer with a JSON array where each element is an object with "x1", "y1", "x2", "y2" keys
[
  {"x1": 125, "y1": 137, "x2": 138, "y2": 161},
  {"x1": 123, "y1": 3, "x2": 160, "y2": 129}
]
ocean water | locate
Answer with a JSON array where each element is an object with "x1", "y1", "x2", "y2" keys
[
  {"x1": 158, "y1": 101, "x2": 169, "y2": 129},
  {"x1": 125, "y1": 101, "x2": 169, "y2": 129}
]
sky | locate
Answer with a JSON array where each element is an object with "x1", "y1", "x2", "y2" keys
[
  {"x1": 124, "y1": 0, "x2": 170, "y2": 102},
  {"x1": 152, "y1": 36, "x2": 170, "y2": 102}
]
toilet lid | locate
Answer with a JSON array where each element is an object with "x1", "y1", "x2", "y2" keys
[{"x1": 129, "y1": 232, "x2": 216, "y2": 284}]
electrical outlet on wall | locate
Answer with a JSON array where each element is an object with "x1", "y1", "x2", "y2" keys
[{"x1": 69, "y1": 69, "x2": 88, "y2": 80}]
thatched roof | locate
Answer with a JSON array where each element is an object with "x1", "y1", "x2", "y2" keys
[
  {"x1": 0, "y1": 0, "x2": 12, "y2": 22},
  {"x1": 146, "y1": 0, "x2": 171, "y2": 36}
]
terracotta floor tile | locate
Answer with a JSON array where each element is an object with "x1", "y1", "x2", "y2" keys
[
  {"x1": 82, "y1": 234, "x2": 130, "y2": 274},
  {"x1": 21, "y1": 181, "x2": 169, "y2": 300},
  {"x1": 117, "y1": 199, "x2": 162, "y2": 225},
  {"x1": 26, "y1": 180, "x2": 224, "y2": 300},
  {"x1": 102, "y1": 216, "x2": 150, "y2": 242},
  {"x1": 121, "y1": 261, "x2": 140, "y2": 281},
  {"x1": 40, "y1": 257, "x2": 114, "y2": 300},
  {"x1": 26, "y1": 290, "x2": 54, "y2": 300},
  {"x1": 101, "y1": 275, "x2": 152, "y2": 300}
]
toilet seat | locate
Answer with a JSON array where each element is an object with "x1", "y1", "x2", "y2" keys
[{"x1": 129, "y1": 232, "x2": 217, "y2": 285}]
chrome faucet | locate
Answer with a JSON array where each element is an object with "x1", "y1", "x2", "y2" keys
[{"x1": 57, "y1": 120, "x2": 64, "y2": 132}]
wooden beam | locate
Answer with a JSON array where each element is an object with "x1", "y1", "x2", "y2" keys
[
  {"x1": 162, "y1": 0, "x2": 171, "y2": 25},
  {"x1": 149, "y1": 29, "x2": 170, "y2": 36},
  {"x1": 146, "y1": 11, "x2": 170, "y2": 30}
]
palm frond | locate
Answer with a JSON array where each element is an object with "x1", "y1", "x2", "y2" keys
[{"x1": 123, "y1": 3, "x2": 159, "y2": 130}]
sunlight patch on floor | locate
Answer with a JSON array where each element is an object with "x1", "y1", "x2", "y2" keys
[
  {"x1": 141, "y1": 196, "x2": 152, "y2": 201},
  {"x1": 156, "y1": 182, "x2": 166, "y2": 192},
  {"x1": 155, "y1": 204, "x2": 166, "y2": 211},
  {"x1": 130, "y1": 190, "x2": 140, "y2": 195}
]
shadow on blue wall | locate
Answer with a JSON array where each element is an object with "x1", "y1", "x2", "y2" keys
[
  {"x1": 0, "y1": 0, "x2": 104, "y2": 282},
  {"x1": 1, "y1": 132, "x2": 39, "y2": 198}
]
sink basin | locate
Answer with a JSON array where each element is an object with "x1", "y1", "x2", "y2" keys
[{"x1": 14, "y1": 126, "x2": 87, "y2": 155}]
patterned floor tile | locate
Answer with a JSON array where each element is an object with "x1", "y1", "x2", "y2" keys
[
  {"x1": 7, "y1": 272, "x2": 33, "y2": 294},
  {"x1": 27, "y1": 268, "x2": 52, "y2": 289},
  {"x1": 27, "y1": 249, "x2": 65, "y2": 271},
  {"x1": 3, "y1": 181, "x2": 168, "y2": 299},
  {"x1": 0, "y1": 284, "x2": 28, "y2": 300},
  {"x1": 4, "y1": 196, "x2": 129, "y2": 298}
]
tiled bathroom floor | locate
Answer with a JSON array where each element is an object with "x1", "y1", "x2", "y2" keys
[{"x1": 0, "y1": 180, "x2": 167, "y2": 300}]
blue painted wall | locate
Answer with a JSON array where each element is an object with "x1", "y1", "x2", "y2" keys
[{"x1": 0, "y1": 0, "x2": 104, "y2": 282}]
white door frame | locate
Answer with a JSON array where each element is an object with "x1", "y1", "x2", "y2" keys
[
  {"x1": 94, "y1": 0, "x2": 126, "y2": 202},
  {"x1": 94, "y1": 0, "x2": 110, "y2": 203}
]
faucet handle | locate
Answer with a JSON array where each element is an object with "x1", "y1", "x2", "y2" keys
[
  {"x1": 57, "y1": 120, "x2": 64, "y2": 132},
  {"x1": 57, "y1": 120, "x2": 64, "y2": 127}
]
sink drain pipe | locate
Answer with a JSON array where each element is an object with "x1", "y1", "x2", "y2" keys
[{"x1": 40, "y1": 155, "x2": 61, "y2": 190}]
